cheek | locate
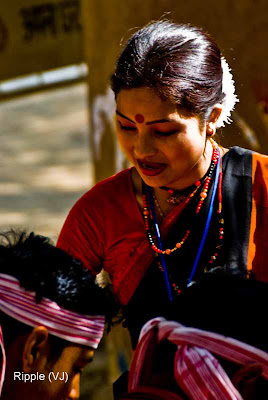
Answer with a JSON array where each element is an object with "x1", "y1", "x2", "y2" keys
[
  {"x1": 117, "y1": 132, "x2": 134, "y2": 154},
  {"x1": 54, "y1": 372, "x2": 77, "y2": 400},
  {"x1": 61, "y1": 381, "x2": 75, "y2": 399},
  {"x1": 37, "y1": 378, "x2": 67, "y2": 400},
  {"x1": 166, "y1": 137, "x2": 204, "y2": 164}
]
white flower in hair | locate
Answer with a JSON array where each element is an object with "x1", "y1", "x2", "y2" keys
[{"x1": 216, "y1": 57, "x2": 239, "y2": 128}]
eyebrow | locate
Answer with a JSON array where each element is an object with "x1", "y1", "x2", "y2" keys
[
  {"x1": 146, "y1": 119, "x2": 172, "y2": 125},
  {"x1": 116, "y1": 110, "x2": 135, "y2": 123},
  {"x1": 83, "y1": 355, "x2": 93, "y2": 364},
  {"x1": 116, "y1": 111, "x2": 174, "y2": 125},
  {"x1": 80, "y1": 349, "x2": 94, "y2": 364}
]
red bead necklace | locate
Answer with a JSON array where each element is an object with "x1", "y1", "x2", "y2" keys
[{"x1": 142, "y1": 142, "x2": 220, "y2": 256}]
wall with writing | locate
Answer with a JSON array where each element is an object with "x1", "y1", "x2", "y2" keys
[{"x1": 0, "y1": 0, "x2": 83, "y2": 81}]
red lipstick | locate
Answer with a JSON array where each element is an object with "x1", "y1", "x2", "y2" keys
[{"x1": 137, "y1": 160, "x2": 166, "y2": 176}]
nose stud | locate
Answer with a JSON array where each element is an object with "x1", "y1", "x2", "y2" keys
[{"x1": 135, "y1": 114, "x2": 145, "y2": 123}]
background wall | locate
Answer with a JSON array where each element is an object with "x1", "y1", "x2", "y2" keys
[
  {"x1": 0, "y1": 0, "x2": 83, "y2": 80},
  {"x1": 1, "y1": 1, "x2": 267, "y2": 181}
]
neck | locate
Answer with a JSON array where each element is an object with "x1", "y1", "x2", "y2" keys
[
  {"x1": 161, "y1": 139, "x2": 216, "y2": 195},
  {"x1": 132, "y1": 140, "x2": 227, "y2": 214},
  {"x1": 153, "y1": 140, "x2": 220, "y2": 209},
  {"x1": 166, "y1": 139, "x2": 215, "y2": 193}
]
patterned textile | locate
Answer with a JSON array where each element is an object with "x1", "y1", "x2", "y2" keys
[
  {"x1": 0, "y1": 273, "x2": 105, "y2": 395},
  {"x1": 128, "y1": 317, "x2": 268, "y2": 400}
]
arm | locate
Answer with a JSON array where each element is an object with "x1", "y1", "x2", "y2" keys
[{"x1": 57, "y1": 190, "x2": 105, "y2": 275}]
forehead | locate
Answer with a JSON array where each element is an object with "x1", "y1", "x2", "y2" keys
[
  {"x1": 116, "y1": 87, "x2": 177, "y2": 117},
  {"x1": 56, "y1": 345, "x2": 94, "y2": 367}
]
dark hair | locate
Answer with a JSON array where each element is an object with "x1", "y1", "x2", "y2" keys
[
  {"x1": 124, "y1": 273, "x2": 268, "y2": 399},
  {"x1": 111, "y1": 20, "x2": 224, "y2": 122},
  {"x1": 168, "y1": 272, "x2": 268, "y2": 352},
  {"x1": 0, "y1": 230, "x2": 119, "y2": 360},
  {"x1": 163, "y1": 273, "x2": 268, "y2": 399},
  {"x1": 0, "y1": 312, "x2": 67, "y2": 364}
]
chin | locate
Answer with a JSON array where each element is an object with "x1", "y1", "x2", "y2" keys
[{"x1": 140, "y1": 175, "x2": 166, "y2": 188}]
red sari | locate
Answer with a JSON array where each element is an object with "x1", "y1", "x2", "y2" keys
[{"x1": 57, "y1": 147, "x2": 268, "y2": 306}]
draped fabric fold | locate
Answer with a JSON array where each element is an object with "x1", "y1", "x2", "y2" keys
[{"x1": 129, "y1": 318, "x2": 268, "y2": 400}]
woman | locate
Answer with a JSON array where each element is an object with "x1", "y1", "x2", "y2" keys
[{"x1": 57, "y1": 20, "x2": 268, "y2": 347}]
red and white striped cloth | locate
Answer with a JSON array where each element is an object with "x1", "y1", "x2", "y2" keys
[
  {"x1": 0, "y1": 273, "x2": 105, "y2": 395},
  {"x1": 129, "y1": 317, "x2": 268, "y2": 400}
]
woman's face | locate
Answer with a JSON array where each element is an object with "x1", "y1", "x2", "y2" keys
[{"x1": 115, "y1": 87, "x2": 211, "y2": 189}]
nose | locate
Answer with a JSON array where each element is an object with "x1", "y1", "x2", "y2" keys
[
  {"x1": 66, "y1": 374, "x2": 80, "y2": 400},
  {"x1": 134, "y1": 131, "x2": 158, "y2": 159}
]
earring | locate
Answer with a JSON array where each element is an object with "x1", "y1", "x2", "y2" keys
[{"x1": 206, "y1": 126, "x2": 214, "y2": 136}]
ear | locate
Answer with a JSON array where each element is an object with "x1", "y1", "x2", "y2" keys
[
  {"x1": 22, "y1": 326, "x2": 49, "y2": 373},
  {"x1": 206, "y1": 105, "x2": 223, "y2": 137}
]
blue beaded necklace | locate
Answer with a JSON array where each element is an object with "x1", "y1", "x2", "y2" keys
[{"x1": 146, "y1": 148, "x2": 221, "y2": 302}]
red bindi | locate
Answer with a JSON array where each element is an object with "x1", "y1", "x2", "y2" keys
[{"x1": 135, "y1": 114, "x2": 145, "y2": 123}]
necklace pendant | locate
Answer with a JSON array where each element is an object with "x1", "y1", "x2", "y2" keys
[{"x1": 167, "y1": 195, "x2": 187, "y2": 205}]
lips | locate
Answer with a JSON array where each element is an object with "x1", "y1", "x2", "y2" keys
[{"x1": 137, "y1": 160, "x2": 167, "y2": 176}]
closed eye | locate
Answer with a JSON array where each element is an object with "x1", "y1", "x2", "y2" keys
[
  {"x1": 73, "y1": 367, "x2": 83, "y2": 376},
  {"x1": 155, "y1": 130, "x2": 178, "y2": 136},
  {"x1": 118, "y1": 121, "x2": 137, "y2": 131}
]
